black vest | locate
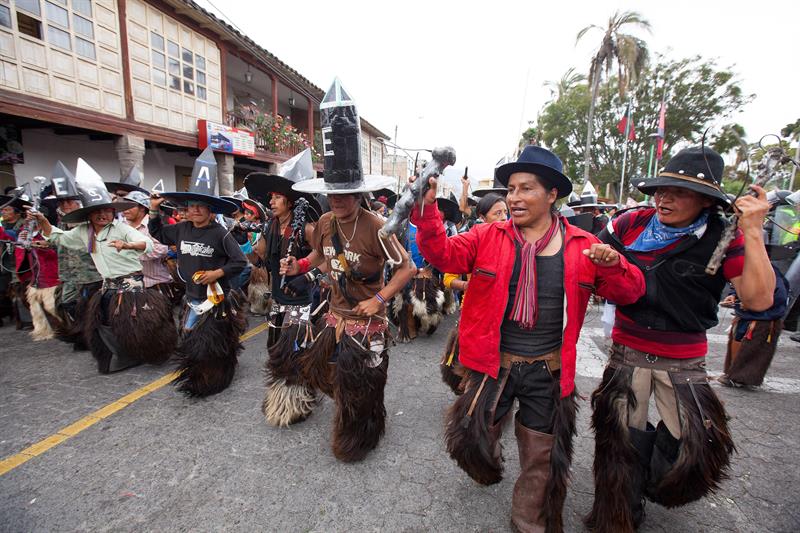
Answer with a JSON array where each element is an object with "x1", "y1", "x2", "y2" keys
[{"x1": 606, "y1": 213, "x2": 728, "y2": 333}]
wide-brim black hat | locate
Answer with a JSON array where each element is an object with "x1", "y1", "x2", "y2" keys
[
  {"x1": 0, "y1": 194, "x2": 32, "y2": 211},
  {"x1": 244, "y1": 174, "x2": 305, "y2": 204},
  {"x1": 243, "y1": 173, "x2": 322, "y2": 221},
  {"x1": 220, "y1": 196, "x2": 244, "y2": 212},
  {"x1": 436, "y1": 196, "x2": 462, "y2": 224},
  {"x1": 241, "y1": 198, "x2": 268, "y2": 221},
  {"x1": 372, "y1": 188, "x2": 398, "y2": 209},
  {"x1": 472, "y1": 187, "x2": 507, "y2": 198},
  {"x1": 61, "y1": 200, "x2": 138, "y2": 224},
  {"x1": 637, "y1": 146, "x2": 728, "y2": 205},
  {"x1": 105, "y1": 182, "x2": 149, "y2": 195},
  {"x1": 156, "y1": 192, "x2": 238, "y2": 216},
  {"x1": 495, "y1": 145, "x2": 572, "y2": 198}
]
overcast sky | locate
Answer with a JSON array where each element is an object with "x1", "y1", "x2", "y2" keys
[{"x1": 197, "y1": 0, "x2": 799, "y2": 190}]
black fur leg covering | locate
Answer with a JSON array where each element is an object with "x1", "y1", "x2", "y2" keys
[
  {"x1": 299, "y1": 324, "x2": 336, "y2": 397},
  {"x1": 114, "y1": 289, "x2": 177, "y2": 365},
  {"x1": 84, "y1": 292, "x2": 113, "y2": 373},
  {"x1": 174, "y1": 296, "x2": 247, "y2": 397},
  {"x1": 646, "y1": 381, "x2": 735, "y2": 507},
  {"x1": 585, "y1": 365, "x2": 639, "y2": 533},
  {"x1": 440, "y1": 326, "x2": 466, "y2": 395},
  {"x1": 444, "y1": 371, "x2": 507, "y2": 485},
  {"x1": 543, "y1": 380, "x2": 578, "y2": 533},
  {"x1": 262, "y1": 322, "x2": 317, "y2": 427},
  {"x1": 331, "y1": 335, "x2": 388, "y2": 462}
]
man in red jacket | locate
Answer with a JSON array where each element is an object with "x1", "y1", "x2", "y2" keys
[{"x1": 411, "y1": 146, "x2": 646, "y2": 532}]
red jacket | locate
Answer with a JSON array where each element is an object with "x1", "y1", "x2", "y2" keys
[{"x1": 411, "y1": 204, "x2": 645, "y2": 397}]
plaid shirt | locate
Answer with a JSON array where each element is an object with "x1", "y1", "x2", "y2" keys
[{"x1": 130, "y1": 217, "x2": 172, "y2": 288}]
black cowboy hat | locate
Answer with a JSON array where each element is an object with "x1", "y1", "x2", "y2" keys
[
  {"x1": 637, "y1": 146, "x2": 729, "y2": 205},
  {"x1": 472, "y1": 176, "x2": 507, "y2": 198},
  {"x1": 105, "y1": 165, "x2": 149, "y2": 195},
  {"x1": 241, "y1": 198, "x2": 268, "y2": 220},
  {"x1": 0, "y1": 193, "x2": 32, "y2": 211},
  {"x1": 243, "y1": 173, "x2": 322, "y2": 221},
  {"x1": 220, "y1": 196, "x2": 244, "y2": 212},
  {"x1": 495, "y1": 145, "x2": 572, "y2": 198},
  {"x1": 372, "y1": 188, "x2": 398, "y2": 209},
  {"x1": 436, "y1": 195, "x2": 462, "y2": 224}
]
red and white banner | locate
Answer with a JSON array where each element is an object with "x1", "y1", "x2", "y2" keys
[{"x1": 198, "y1": 119, "x2": 255, "y2": 157}]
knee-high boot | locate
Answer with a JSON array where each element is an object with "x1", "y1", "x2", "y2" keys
[
  {"x1": 646, "y1": 421, "x2": 680, "y2": 500},
  {"x1": 511, "y1": 418, "x2": 554, "y2": 533},
  {"x1": 629, "y1": 424, "x2": 656, "y2": 529}
]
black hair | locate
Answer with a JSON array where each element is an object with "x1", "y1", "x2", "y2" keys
[{"x1": 476, "y1": 193, "x2": 507, "y2": 219}]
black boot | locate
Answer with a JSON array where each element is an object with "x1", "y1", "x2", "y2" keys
[
  {"x1": 629, "y1": 424, "x2": 656, "y2": 528},
  {"x1": 646, "y1": 421, "x2": 680, "y2": 500}
]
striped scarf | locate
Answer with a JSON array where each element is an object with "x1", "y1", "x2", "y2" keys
[{"x1": 508, "y1": 214, "x2": 560, "y2": 329}]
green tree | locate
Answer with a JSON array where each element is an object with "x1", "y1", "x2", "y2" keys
[
  {"x1": 534, "y1": 54, "x2": 754, "y2": 200},
  {"x1": 544, "y1": 68, "x2": 586, "y2": 102},
  {"x1": 576, "y1": 10, "x2": 651, "y2": 183}
]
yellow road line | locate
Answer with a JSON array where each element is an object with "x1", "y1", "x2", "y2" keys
[{"x1": 0, "y1": 321, "x2": 269, "y2": 477}]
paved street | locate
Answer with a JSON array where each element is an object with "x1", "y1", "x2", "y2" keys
[{"x1": 1, "y1": 306, "x2": 799, "y2": 532}]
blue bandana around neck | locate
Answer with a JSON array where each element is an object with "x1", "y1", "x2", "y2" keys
[{"x1": 627, "y1": 211, "x2": 709, "y2": 252}]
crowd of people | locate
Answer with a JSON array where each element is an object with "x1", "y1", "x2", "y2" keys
[{"x1": 1, "y1": 77, "x2": 796, "y2": 533}]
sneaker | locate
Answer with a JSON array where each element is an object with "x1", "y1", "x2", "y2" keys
[{"x1": 790, "y1": 332, "x2": 800, "y2": 343}]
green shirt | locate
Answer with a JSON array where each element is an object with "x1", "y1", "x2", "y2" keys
[{"x1": 46, "y1": 220, "x2": 153, "y2": 279}]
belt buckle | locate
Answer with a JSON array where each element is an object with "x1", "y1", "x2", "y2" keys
[{"x1": 645, "y1": 354, "x2": 658, "y2": 364}]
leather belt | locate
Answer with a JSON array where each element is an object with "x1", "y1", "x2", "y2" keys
[{"x1": 500, "y1": 349, "x2": 561, "y2": 372}]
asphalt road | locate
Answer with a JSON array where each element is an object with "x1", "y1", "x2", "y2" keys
[{"x1": 1, "y1": 305, "x2": 798, "y2": 532}]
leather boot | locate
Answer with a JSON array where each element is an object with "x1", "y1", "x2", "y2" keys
[
  {"x1": 511, "y1": 418, "x2": 554, "y2": 533},
  {"x1": 629, "y1": 424, "x2": 656, "y2": 529},
  {"x1": 646, "y1": 421, "x2": 680, "y2": 500}
]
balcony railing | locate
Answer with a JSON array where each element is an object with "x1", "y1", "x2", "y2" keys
[{"x1": 225, "y1": 111, "x2": 303, "y2": 159}]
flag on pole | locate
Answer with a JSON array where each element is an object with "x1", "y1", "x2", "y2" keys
[
  {"x1": 655, "y1": 99, "x2": 667, "y2": 160},
  {"x1": 616, "y1": 101, "x2": 636, "y2": 141}
]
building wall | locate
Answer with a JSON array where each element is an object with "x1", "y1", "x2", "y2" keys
[
  {"x1": 11, "y1": 129, "x2": 196, "y2": 191},
  {"x1": 126, "y1": 0, "x2": 222, "y2": 133},
  {"x1": 0, "y1": 0, "x2": 125, "y2": 116}
]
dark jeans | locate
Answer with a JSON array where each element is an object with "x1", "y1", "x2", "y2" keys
[{"x1": 489, "y1": 360, "x2": 556, "y2": 433}]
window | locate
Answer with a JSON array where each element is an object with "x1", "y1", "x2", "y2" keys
[
  {"x1": 45, "y1": 1, "x2": 68, "y2": 27},
  {"x1": 0, "y1": 4, "x2": 11, "y2": 29},
  {"x1": 16, "y1": 0, "x2": 41, "y2": 16},
  {"x1": 47, "y1": 24, "x2": 70, "y2": 50},
  {"x1": 149, "y1": 29, "x2": 209, "y2": 102},
  {"x1": 75, "y1": 35, "x2": 95, "y2": 59},
  {"x1": 151, "y1": 50, "x2": 164, "y2": 68},
  {"x1": 72, "y1": 0, "x2": 90, "y2": 17},
  {"x1": 152, "y1": 67, "x2": 166, "y2": 86},
  {"x1": 73, "y1": 13, "x2": 92, "y2": 38},
  {"x1": 150, "y1": 31, "x2": 163, "y2": 51},
  {"x1": 17, "y1": 11, "x2": 42, "y2": 39}
]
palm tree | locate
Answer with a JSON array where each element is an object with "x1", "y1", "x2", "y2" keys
[
  {"x1": 577, "y1": 10, "x2": 651, "y2": 183},
  {"x1": 543, "y1": 68, "x2": 587, "y2": 102}
]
